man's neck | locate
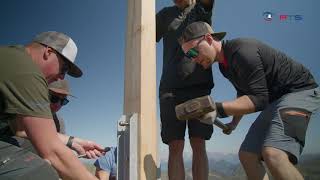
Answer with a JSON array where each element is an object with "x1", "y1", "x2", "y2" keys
[{"x1": 214, "y1": 42, "x2": 224, "y2": 63}]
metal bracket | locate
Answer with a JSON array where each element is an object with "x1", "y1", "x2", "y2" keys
[
  {"x1": 117, "y1": 113, "x2": 139, "y2": 180},
  {"x1": 119, "y1": 121, "x2": 130, "y2": 126}
]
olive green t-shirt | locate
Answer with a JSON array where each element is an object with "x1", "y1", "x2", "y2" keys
[{"x1": 0, "y1": 45, "x2": 52, "y2": 136}]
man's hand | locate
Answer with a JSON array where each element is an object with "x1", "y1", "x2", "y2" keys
[
  {"x1": 198, "y1": 111, "x2": 217, "y2": 125},
  {"x1": 222, "y1": 122, "x2": 236, "y2": 135},
  {"x1": 223, "y1": 115, "x2": 242, "y2": 135},
  {"x1": 72, "y1": 138, "x2": 106, "y2": 159},
  {"x1": 21, "y1": 117, "x2": 98, "y2": 180}
]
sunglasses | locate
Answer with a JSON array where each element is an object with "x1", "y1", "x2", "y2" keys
[
  {"x1": 49, "y1": 47, "x2": 70, "y2": 75},
  {"x1": 184, "y1": 36, "x2": 205, "y2": 59},
  {"x1": 60, "y1": 60, "x2": 69, "y2": 75},
  {"x1": 50, "y1": 95, "x2": 69, "y2": 106}
]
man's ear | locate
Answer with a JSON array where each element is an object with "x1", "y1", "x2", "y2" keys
[
  {"x1": 204, "y1": 33, "x2": 213, "y2": 46},
  {"x1": 43, "y1": 47, "x2": 54, "y2": 60}
]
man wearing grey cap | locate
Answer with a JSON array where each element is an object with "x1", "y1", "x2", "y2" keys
[
  {"x1": 0, "y1": 32, "x2": 101, "y2": 180},
  {"x1": 179, "y1": 21, "x2": 320, "y2": 180}
]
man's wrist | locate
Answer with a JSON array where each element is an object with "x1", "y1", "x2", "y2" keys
[
  {"x1": 230, "y1": 121, "x2": 238, "y2": 129},
  {"x1": 215, "y1": 102, "x2": 228, "y2": 118},
  {"x1": 66, "y1": 136, "x2": 74, "y2": 148}
]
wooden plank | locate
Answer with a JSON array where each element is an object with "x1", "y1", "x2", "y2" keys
[{"x1": 123, "y1": 0, "x2": 158, "y2": 179}]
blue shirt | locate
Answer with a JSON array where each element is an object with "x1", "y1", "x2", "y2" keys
[{"x1": 94, "y1": 147, "x2": 117, "y2": 179}]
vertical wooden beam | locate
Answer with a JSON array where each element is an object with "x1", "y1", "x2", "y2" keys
[{"x1": 124, "y1": 0, "x2": 158, "y2": 179}]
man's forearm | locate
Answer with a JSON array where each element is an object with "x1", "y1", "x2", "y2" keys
[
  {"x1": 57, "y1": 133, "x2": 71, "y2": 145},
  {"x1": 21, "y1": 116, "x2": 97, "y2": 180},
  {"x1": 47, "y1": 141, "x2": 97, "y2": 179},
  {"x1": 13, "y1": 124, "x2": 71, "y2": 146},
  {"x1": 231, "y1": 115, "x2": 242, "y2": 127},
  {"x1": 222, "y1": 95, "x2": 256, "y2": 116}
]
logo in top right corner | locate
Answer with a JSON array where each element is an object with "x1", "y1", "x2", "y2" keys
[
  {"x1": 263, "y1": 11, "x2": 303, "y2": 22},
  {"x1": 263, "y1": 12, "x2": 273, "y2": 21}
]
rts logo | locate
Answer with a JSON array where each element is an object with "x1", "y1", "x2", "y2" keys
[
  {"x1": 263, "y1": 11, "x2": 303, "y2": 22},
  {"x1": 279, "y1": 15, "x2": 303, "y2": 21},
  {"x1": 263, "y1": 12, "x2": 273, "y2": 21}
]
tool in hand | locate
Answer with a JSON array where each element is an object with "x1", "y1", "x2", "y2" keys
[
  {"x1": 175, "y1": 95, "x2": 232, "y2": 133},
  {"x1": 77, "y1": 147, "x2": 111, "y2": 158}
]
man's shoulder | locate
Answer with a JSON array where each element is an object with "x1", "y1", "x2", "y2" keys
[
  {"x1": 107, "y1": 147, "x2": 117, "y2": 158},
  {"x1": 0, "y1": 45, "x2": 40, "y2": 74},
  {"x1": 0, "y1": 45, "x2": 30, "y2": 59},
  {"x1": 225, "y1": 38, "x2": 261, "y2": 53},
  {"x1": 227, "y1": 38, "x2": 260, "y2": 46},
  {"x1": 0, "y1": 45, "x2": 50, "y2": 119},
  {"x1": 94, "y1": 147, "x2": 117, "y2": 169},
  {"x1": 99, "y1": 147, "x2": 117, "y2": 160}
]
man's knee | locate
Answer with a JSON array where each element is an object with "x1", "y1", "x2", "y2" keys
[
  {"x1": 169, "y1": 140, "x2": 184, "y2": 156},
  {"x1": 262, "y1": 147, "x2": 289, "y2": 165},
  {"x1": 190, "y1": 137, "x2": 205, "y2": 149},
  {"x1": 238, "y1": 151, "x2": 247, "y2": 163}
]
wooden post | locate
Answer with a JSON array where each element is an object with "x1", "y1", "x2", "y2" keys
[{"x1": 123, "y1": 0, "x2": 158, "y2": 179}]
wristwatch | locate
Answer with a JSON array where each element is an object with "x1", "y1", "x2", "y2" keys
[{"x1": 66, "y1": 136, "x2": 74, "y2": 148}]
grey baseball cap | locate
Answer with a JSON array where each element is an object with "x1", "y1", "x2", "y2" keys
[
  {"x1": 48, "y1": 79, "x2": 73, "y2": 97},
  {"x1": 178, "y1": 21, "x2": 226, "y2": 44},
  {"x1": 33, "y1": 31, "x2": 82, "y2": 77}
]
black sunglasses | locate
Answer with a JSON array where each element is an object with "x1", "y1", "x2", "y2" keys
[
  {"x1": 56, "y1": 52, "x2": 70, "y2": 75},
  {"x1": 50, "y1": 95, "x2": 69, "y2": 106}
]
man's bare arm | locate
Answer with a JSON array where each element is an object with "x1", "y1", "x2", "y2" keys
[
  {"x1": 57, "y1": 133, "x2": 105, "y2": 159},
  {"x1": 222, "y1": 95, "x2": 256, "y2": 116},
  {"x1": 20, "y1": 116, "x2": 97, "y2": 180},
  {"x1": 12, "y1": 118, "x2": 104, "y2": 159}
]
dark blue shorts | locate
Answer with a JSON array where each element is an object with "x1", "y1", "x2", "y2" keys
[
  {"x1": 240, "y1": 87, "x2": 320, "y2": 164},
  {"x1": 159, "y1": 88, "x2": 213, "y2": 144}
]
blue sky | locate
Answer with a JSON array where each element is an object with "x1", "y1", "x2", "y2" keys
[{"x1": 1, "y1": 0, "x2": 319, "y2": 160}]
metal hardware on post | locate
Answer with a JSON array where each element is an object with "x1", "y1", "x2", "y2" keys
[{"x1": 117, "y1": 113, "x2": 139, "y2": 180}]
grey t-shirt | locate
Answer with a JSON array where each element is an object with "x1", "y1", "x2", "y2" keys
[{"x1": 156, "y1": 1, "x2": 215, "y2": 92}]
